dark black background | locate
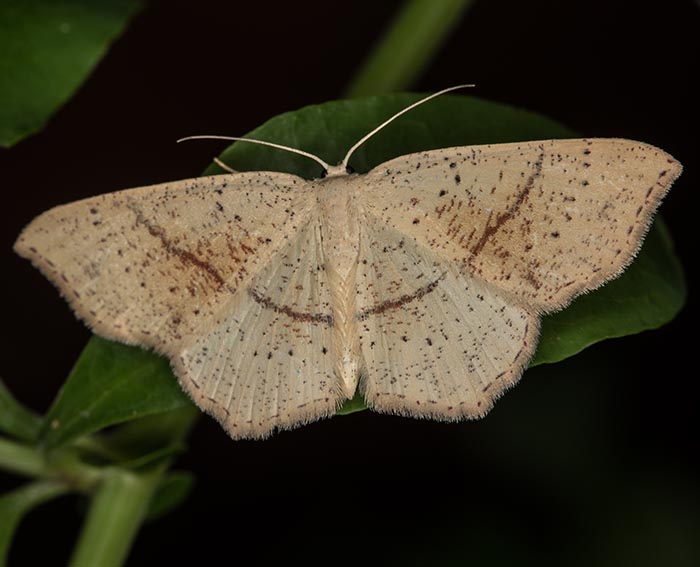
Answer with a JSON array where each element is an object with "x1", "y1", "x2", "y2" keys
[{"x1": 2, "y1": 0, "x2": 698, "y2": 565}]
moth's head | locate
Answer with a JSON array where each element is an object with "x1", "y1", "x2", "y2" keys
[{"x1": 321, "y1": 164, "x2": 355, "y2": 179}]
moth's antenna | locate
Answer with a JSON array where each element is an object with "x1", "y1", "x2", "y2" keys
[
  {"x1": 341, "y1": 84, "x2": 475, "y2": 170},
  {"x1": 213, "y1": 157, "x2": 237, "y2": 174},
  {"x1": 177, "y1": 135, "x2": 333, "y2": 173}
]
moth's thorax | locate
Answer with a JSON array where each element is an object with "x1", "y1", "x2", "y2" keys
[{"x1": 315, "y1": 175, "x2": 361, "y2": 278}]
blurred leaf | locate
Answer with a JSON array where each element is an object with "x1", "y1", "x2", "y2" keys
[
  {"x1": 0, "y1": 0, "x2": 141, "y2": 146},
  {"x1": 0, "y1": 379, "x2": 41, "y2": 442},
  {"x1": 145, "y1": 472, "x2": 194, "y2": 522},
  {"x1": 40, "y1": 336, "x2": 193, "y2": 451},
  {"x1": 98, "y1": 407, "x2": 199, "y2": 468},
  {"x1": 345, "y1": 0, "x2": 474, "y2": 97},
  {"x1": 0, "y1": 481, "x2": 69, "y2": 566},
  {"x1": 200, "y1": 93, "x2": 683, "y2": 414}
]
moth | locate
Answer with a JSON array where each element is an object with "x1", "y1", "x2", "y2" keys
[{"x1": 15, "y1": 87, "x2": 682, "y2": 439}]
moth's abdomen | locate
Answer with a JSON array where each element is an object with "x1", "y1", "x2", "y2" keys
[{"x1": 317, "y1": 184, "x2": 362, "y2": 397}]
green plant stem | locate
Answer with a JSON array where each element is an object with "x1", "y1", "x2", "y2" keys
[
  {"x1": 68, "y1": 406, "x2": 199, "y2": 566},
  {"x1": 344, "y1": 0, "x2": 474, "y2": 97},
  {"x1": 0, "y1": 437, "x2": 47, "y2": 478},
  {"x1": 0, "y1": 436, "x2": 102, "y2": 490},
  {"x1": 68, "y1": 468, "x2": 159, "y2": 567}
]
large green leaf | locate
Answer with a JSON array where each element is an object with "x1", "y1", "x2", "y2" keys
[
  {"x1": 40, "y1": 336, "x2": 193, "y2": 450},
  {"x1": 0, "y1": 0, "x2": 141, "y2": 147}
]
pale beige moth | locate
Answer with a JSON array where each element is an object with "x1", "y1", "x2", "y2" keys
[{"x1": 15, "y1": 87, "x2": 682, "y2": 439}]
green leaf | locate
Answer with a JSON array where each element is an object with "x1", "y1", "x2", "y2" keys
[
  {"x1": 145, "y1": 471, "x2": 194, "y2": 522},
  {"x1": 0, "y1": 481, "x2": 69, "y2": 566},
  {"x1": 0, "y1": 0, "x2": 141, "y2": 147},
  {"x1": 336, "y1": 391, "x2": 368, "y2": 416},
  {"x1": 0, "y1": 379, "x2": 41, "y2": 442},
  {"x1": 200, "y1": 93, "x2": 684, "y2": 414},
  {"x1": 97, "y1": 407, "x2": 199, "y2": 468},
  {"x1": 40, "y1": 336, "x2": 193, "y2": 451}
]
